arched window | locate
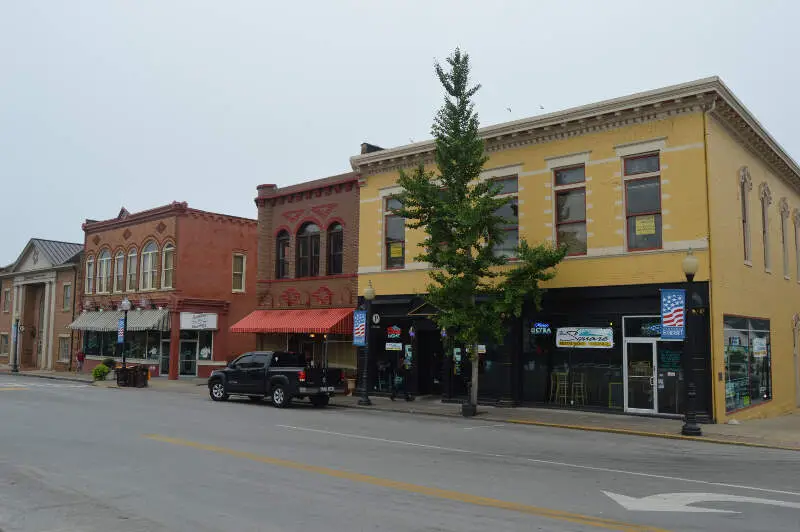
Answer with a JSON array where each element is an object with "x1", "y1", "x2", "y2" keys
[
  {"x1": 127, "y1": 248, "x2": 138, "y2": 291},
  {"x1": 85, "y1": 255, "x2": 94, "y2": 294},
  {"x1": 327, "y1": 223, "x2": 344, "y2": 275},
  {"x1": 113, "y1": 251, "x2": 125, "y2": 292},
  {"x1": 96, "y1": 250, "x2": 111, "y2": 293},
  {"x1": 275, "y1": 231, "x2": 290, "y2": 279},
  {"x1": 296, "y1": 223, "x2": 320, "y2": 277},
  {"x1": 739, "y1": 167, "x2": 753, "y2": 263},
  {"x1": 162, "y1": 243, "x2": 175, "y2": 289},
  {"x1": 140, "y1": 241, "x2": 158, "y2": 290},
  {"x1": 760, "y1": 183, "x2": 773, "y2": 272}
]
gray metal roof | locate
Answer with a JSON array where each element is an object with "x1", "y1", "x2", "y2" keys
[{"x1": 32, "y1": 239, "x2": 83, "y2": 266}]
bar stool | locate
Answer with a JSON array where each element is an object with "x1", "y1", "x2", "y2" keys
[
  {"x1": 571, "y1": 372, "x2": 587, "y2": 406},
  {"x1": 555, "y1": 372, "x2": 569, "y2": 405}
]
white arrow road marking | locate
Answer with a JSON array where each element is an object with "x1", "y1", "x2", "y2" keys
[{"x1": 603, "y1": 491, "x2": 800, "y2": 513}]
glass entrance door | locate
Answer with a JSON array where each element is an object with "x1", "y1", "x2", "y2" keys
[
  {"x1": 624, "y1": 341, "x2": 656, "y2": 413},
  {"x1": 160, "y1": 340, "x2": 171, "y2": 375},
  {"x1": 179, "y1": 340, "x2": 198, "y2": 376}
]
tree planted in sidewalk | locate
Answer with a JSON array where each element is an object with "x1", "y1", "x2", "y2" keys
[{"x1": 396, "y1": 48, "x2": 565, "y2": 415}]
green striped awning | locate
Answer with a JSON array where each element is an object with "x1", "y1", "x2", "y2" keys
[{"x1": 68, "y1": 308, "x2": 170, "y2": 332}]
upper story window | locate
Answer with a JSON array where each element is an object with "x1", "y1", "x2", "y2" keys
[
  {"x1": 554, "y1": 166, "x2": 587, "y2": 256},
  {"x1": 140, "y1": 241, "x2": 158, "y2": 290},
  {"x1": 2, "y1": 288, "x2": 10, "y2": 312},
  {"x1": 327, "y1": 223, "x2": 344, "y2": 275},
  {"x1": 739, "y1": 167, "x2": 753, "y2": 263},
  {"x1": 384, "y1": 197, "x2": 405, "y2": 269},
  {"x1": 113, "y1": 251, "x2": 125, "y2": 292},
  {"x1": 232, "y1": 253, "x2": 246, "y2": 292},
  {"x1": 780, "y1": 198, "x2": 790, "y2": 279},
  {"x1": 96, "y1": 250, "x2": 111, "y2": 293},
  {"x1": 85, "y1": 255, "x2": 94, "y2": 294},
  {"x1": 491, "y1": 176, "x2": 519, "y2": 259},
  {"x1": 275, "y1": 231, "x2": 290, "y2": 279},
  {"x1": 794, "y1": 209, "x2": 800, "y2": 281},
  {"x1": 62, "y1": 283, "x2": 72, "y2": 311},
  {"x1": 127, "y1": 248, "x2": 138, "y2": 291},
  {"x1": 296, "y1": 223, "x2": 321, "y2": 277},
  {"x1": 162, "y1": 243, "x2": 175, "y2": 289},
  {"x1": 624, "y1": 153, "x2": 662, "y2": 251},
  {"x1": 759, "y1": 182, "x2": 773, "y2": 272}
]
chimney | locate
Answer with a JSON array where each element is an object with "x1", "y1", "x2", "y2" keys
[{"x1": 360, "y1": 142, "x2": 384, "y2": 155}]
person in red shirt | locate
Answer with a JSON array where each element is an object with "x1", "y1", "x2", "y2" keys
[{"x1": 76, "y1": 350, "x2": 86, "y2": 373}]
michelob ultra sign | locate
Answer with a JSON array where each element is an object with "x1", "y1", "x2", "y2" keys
[{"x1": 555, "y1": 327, "x2": 614, "y2": 349}]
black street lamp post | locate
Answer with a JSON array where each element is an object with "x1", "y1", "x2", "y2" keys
[
  {"x1": 11, "y1": 319, "x2": 20, "y2": 373},
  {"x1": 681, "y1": 250, "x2": 703, "y2": 437},
  {"x1": 358, "y1": 281, "x2": 375, "y2": 406},
  {"x1": 120, "y1": 297, "x2": 131, "y2": 377}
]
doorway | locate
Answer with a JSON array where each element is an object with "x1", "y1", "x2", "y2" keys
[
  {"x1": 623, "y1": 338, "x2": 684, "y2": 415},
  {"x1": 160, "y1": 339, "x2": 171, "y2": 375},
  {"x1": 179, "y1": 340, "x2": 198, "y2": 376}
]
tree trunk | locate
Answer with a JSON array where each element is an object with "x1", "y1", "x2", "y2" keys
[{"x1": 470, "y1": 343, "x2": 479, "y2": 407}]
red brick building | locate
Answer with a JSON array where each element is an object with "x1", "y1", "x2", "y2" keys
[
  {"x1": 69, "y1": 202, "x2": 257, "y2": 379},
  {"x1": 231, "y1": 172, "x2": 359, "y2": 373},
  {"x1": 0, "y1": 239, "x2": 83, "y2": 371}
]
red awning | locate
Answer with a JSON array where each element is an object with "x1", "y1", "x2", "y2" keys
[{"x1": 230, "y1": 308, "x2": 355, "y2": 335}]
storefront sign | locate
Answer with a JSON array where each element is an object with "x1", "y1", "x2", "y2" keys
[
  {"x1": 179, "y1": 312, "x2": 218, "y2": 330},
  {"x1": 530, "y1": 322, "x2": 552, "y2": 335},
  {"x1": 385, "y1": 342, "x2": 402, "y2": 351},
  {"x1": 117, "y1": 318, "x2": 125, "y2": 344},
  {"x1": 556, "y1": 327, "x2": 614, "y2": 348},
  {"x1": 352, "y1": 310, "x2": 367, "y2": 346},
  {"x1": 635, "y1": 215, "x2": 656, "y2": 235},
  {"x1": 752, "y1": 337, "x2": 768, "y2": 358},
  {"x1": 660, "y1": 289, "x2": 686, "y2": 340},
  {"x1": 386, "y1": 325, "x2": 401, "y2": 339}
]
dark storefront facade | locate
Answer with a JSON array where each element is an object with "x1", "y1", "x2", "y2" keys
[{"x1": 361, "y1": 282, "x2": 713, "y2": 421}]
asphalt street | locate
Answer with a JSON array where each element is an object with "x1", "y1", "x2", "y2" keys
[{"x1": 1, "y1": 375, "x2": 799, "y2": 532}]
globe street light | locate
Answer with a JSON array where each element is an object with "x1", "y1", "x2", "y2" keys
[
  {"x1": 359, "y1": 281, "x2": 376, "y2": 406},
  {"x1": 681, "y1": 249, "x2": 702, "y2": 436}
]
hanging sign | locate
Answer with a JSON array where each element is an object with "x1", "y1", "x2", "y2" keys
[
  {"x1": 352, "y1": 310, "x2": 367, "y2": 346},
  {"x1": 386, "y1": 325, "x2": 401, "y2": 339},
  {"x1": 660, "y1": 289, "x2": 686, "y2": 340},
  {"x1": 556, "y1": 327, "x2": 613, "y2": 348},
  {"x1": 635, "y1": 215, "x2": 656, "y2": 235},
  {"x1": 117, "y1": 318, "x2": 125, "y2": 344}
]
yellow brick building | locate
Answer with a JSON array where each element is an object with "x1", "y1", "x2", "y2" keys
[{"x1": 351, "y1": 77, "x2": 800, "y2": 422}]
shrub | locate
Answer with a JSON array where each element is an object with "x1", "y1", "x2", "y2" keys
[
  {"x1": 101, "y1": 357, "x2": 116, "y2": 369},
  {"x1": 92, "y1": 364, "x2": 110, "y2": 381}
]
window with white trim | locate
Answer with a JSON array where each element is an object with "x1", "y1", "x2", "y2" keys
[
  {"x1": 739, "y1": 167, "x2": 753, "y2": 263},
  {"x1": 161, "y1": 243, "x2": 175, "y2": 289},
  {"x1": 2, "y1": 288, "x2": 10, "y2": 312},
  {"x1": 624, "y1": 153, "x2": 662, "y2": 251},
  {"x1": 553, "y1": 166, "x2": 587, "y2": 256},
  {"x1": 759, "y1": 183, "x2": 773, "y2": 272},
  {"x1": 127, "y1": 248, "x2": 137, "y2": 291},
  {"x1": 232, "y1": 253, "x2": 246, "y2": 292},
  {"x1": 491, "y1": 176, "x2": 519, "y2": 259},
  {"x1": 96, "y1": 250, "x2": 111, "y2": 293},
  {"x1": 62, "y1": 283, "x2": 72, "y2": 311},
  {"x1": 58, "y1": 336, "x2": 70, "y2": 362},
  {"x1": 0, "y1": 333, "x2": 8, "y2": 355},
  {"x1": 140, "y1": 241, "x2": 158, "y2": 290},
  {"x1": 85, "y1": 255, "x2": 94, "y2": 294},
  {"x1": 113, "y1": 251, "x2": 124, "y2": 292},
  {"x1": 327, "y1": 223, "x2": 344, "y2": 275}
]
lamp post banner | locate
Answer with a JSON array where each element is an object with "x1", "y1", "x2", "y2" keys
[
  {"x1": 661, "y1": 289, "x2": 686, "y2": 340},
  {"x1": 353, "y1": 310, "x2": 366, "y2": 346},
  {"x1": 117, "y1": 317, "x2": 125, "y2": 344}
]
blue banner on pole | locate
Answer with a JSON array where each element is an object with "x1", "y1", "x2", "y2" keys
[
  {"x1": 661, "y1": 289, "x2": 686, "y2": 340},
  {"x1": 352, "y1": 310, "x2": 366, "y2": 346},
  {"x1": 117, "y1": 317, "x2": 125, "y2": 344}
]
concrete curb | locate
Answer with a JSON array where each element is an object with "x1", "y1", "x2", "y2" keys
[
  {"x1": 331, "y1": 402, "x2": 800, "y2": 453},
  {"x1": 0, "y1": 371, "x2": 93, "y2": 385}
]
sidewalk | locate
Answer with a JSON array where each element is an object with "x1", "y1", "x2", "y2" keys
[{"x1": 3, "y1": 367, "x2": 798, "y2": 451}]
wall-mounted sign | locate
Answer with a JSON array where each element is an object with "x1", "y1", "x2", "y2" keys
[
  {"x1": 556, "y1": 327, "x2": 614, "y2": 348},
  {"x1": 386, "y1": 325, "x2": 401, "y2": 338},
  {"x1": 385, "y1": 342, "x2": 402, "y2": 351},
  {"x1": 530, "y1": 322, "x2": 552, "y2": 335},
  {"x1": 180, "y1": 312, "x2": 218, "y2": 330},
  {"x1": 352, "y1": 310, "x2": 366, "y2": 346},
  {"x1": 372, "y1": 313, "x2": 381, "y2": 325}
]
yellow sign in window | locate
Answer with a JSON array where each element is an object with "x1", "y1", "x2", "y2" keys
[
  {"x1": 390, "y1": 243, "x2": 404, "y2": 258},
  {"x1": 635, "y1": 215, "x2": 656, "y2": 235}
]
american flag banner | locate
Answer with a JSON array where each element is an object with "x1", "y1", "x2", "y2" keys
[
  {"x1": 353, "y1": 310, "x2": 367, "y2": 346},
  {"x1": 661, "y1": 289, "x2": 686, "y2": 340}
]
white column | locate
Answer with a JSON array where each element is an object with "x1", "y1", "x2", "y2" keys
[
  {"x1": 40, "y1": 282, "x2": 51, "y2": 370},
  {"x1": 47, "y1": 281, "x2": 57, "y2": 369}
]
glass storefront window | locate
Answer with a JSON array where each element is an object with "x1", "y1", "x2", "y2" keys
[
  {"x1": 724, "y1": 316, "x2": 771, "y2": 412},
  {"x1": 146, "y1": 331, "x2": 161, "y2": 359},
  {"x1": 198, "y1": 331, "x2": 213, "y2": 360}
]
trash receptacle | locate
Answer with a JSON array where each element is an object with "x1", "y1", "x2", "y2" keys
[
  {"x1": 135, "y1": 365, "x2": 149, "y2": 388},
  {"x1": 115, "y1": 366, "x2": 130, "y2": 387}
]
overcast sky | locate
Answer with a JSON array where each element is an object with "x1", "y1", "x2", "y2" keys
[{"x1": 1, "y1": 1, "x2": 798, "y2": 265}]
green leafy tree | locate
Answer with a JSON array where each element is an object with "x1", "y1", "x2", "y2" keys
[{"x1": 397, "y1": 49, "x2": 565, "y2": 414}]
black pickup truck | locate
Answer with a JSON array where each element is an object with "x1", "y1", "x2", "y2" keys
[{"x1": 207, "y1": 351, "x2": 343, "y2": 408}]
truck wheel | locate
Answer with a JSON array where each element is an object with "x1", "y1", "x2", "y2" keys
[
  {"x1": 209, "y1": 381, "x2": 229, "y2": 402},
  {"x1": 310, "y1": 395, "x2": 330, "y2": 408},
  {"x1": 272, "y1": 385, "x2": 290, "y2": 408}
]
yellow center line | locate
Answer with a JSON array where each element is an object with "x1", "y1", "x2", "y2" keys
[
  {"x1": 144, "y1": 434, "x2": 668, "y2": 532},
  {"x1": 0, "y1": 387, "x2": 27, "y2": 391}
]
